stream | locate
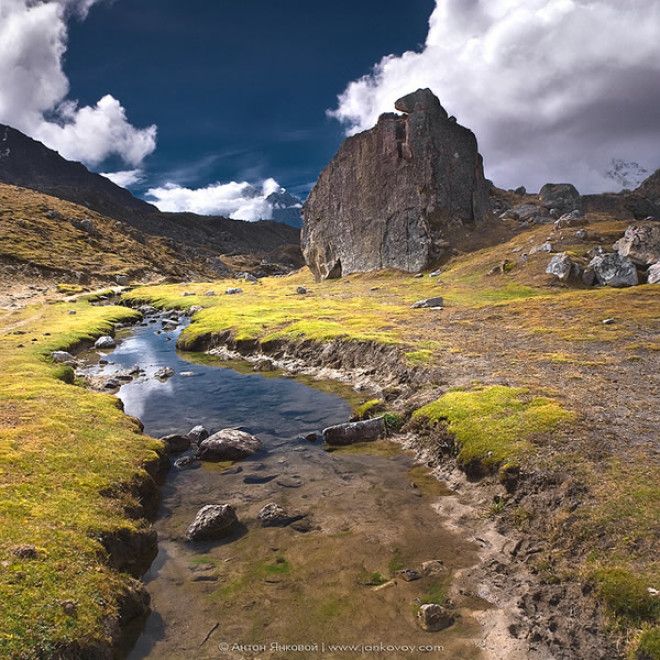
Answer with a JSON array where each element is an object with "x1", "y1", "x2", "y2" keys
[{"x1": 83, "y1": 313, "x2": 485, "y2": 659}]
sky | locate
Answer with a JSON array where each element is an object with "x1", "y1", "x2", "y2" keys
[{"x1": 1, "y1": 0, "x2": 659, "y2": 220}]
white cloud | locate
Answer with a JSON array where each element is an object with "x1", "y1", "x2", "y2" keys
[
  {"x1": 100, "y1": 168, "x2": 144, "y2": 188},
  {"x1": 330, "y1": 0, "x2": 660, "y2": 193},
  {"x1": 0, "y1": 0, "x2": 156, "y2": 167},
  {"x1": 146, "y1": 178, "x2": 285, "y2": 221}
]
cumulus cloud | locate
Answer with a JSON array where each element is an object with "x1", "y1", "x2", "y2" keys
[
  {"x1": 146, "y1": 178, "x2": 284, "y2": 221},
  {"x1": 0, "y1": 0, "x2": 156, "y2": 167},
  {"x1": 100, "y1": 168, "x2": 144, "y2": 188},
  {"x1": 330, "y1": 0, "x2": 660, "y2": 193}
]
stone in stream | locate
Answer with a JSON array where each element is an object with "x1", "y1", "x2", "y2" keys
[
  {"x1": 159, "y1": 434, "x2": 191, "y2": 453},
  {"x1": 322, "y1": 417, "x2": 386, "y2": 446},
  {"x1": 94, "y1": 335, "x2": 116, "y2": 349},
  {"x1": 417, "y1": 604, "x2": 455, "y2": 632},
  {"x1": 174, "y1": 456, "x2": 201, "y2": 470},
  {"x1": 257, "y1": 503, "x2": 307, "y2": 528},
  {"x1": 185, "y1": 504, "x2": 238, "y2": 542},
  {"x1": 197, "y1": 429, "x2": 262, "y2": 461},
  {"x1": 154, "y1": 366, "x2": 174, "y2": 380},
  {"x1": 186, "y1": 425, "x2": 210, "y2": 444}
]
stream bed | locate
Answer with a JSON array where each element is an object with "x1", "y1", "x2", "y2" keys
[{"x1": 83, "y1": 314, "x2": 485, "y2": 659}]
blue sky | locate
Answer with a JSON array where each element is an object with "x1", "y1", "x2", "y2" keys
[
  {"x1": 65, "y1": 0, "x2": 434, "y2": 198},
  {"x1": 2, "y1": 1, "x2": 659, "y2": 219}
]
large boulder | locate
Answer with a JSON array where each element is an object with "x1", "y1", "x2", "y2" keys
[
  {"x1": 546, "y1": 253, "x2": 577, "y2": 282},
  {"x1": 613, "y1": 223, "x2": 660, "y2": 266},
  {"x1": 197, "y1": 429, "x2": 261, "y2": 461},
  {"x1": 647, "y1": 263, "x2": 660, "y2": 284},
  {"x1": 302, "y1": 89, "x2": 491, "y2": 279},
  {"x1": 185, "y1": 504, "x2": 238, "y2": 542},
  {"x1": 539, "y1": 183, "x2": 581, "y2": 214},
  {"x1": 588, "y1": 252, "x2": 638, "y2": 287},
  {"x1": 417, "y1": 604, "x2": 454, "y2": 632}
]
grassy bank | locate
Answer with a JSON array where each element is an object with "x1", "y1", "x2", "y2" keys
[
  {"x1": 124, "y1": 220, "x2": 659, "y2": 656},
  {"x1": 0, "y1": 299, "x2": 162, "y2": 657}
]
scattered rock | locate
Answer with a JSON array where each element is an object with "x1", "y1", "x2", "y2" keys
[
  {"x1": 154, "y1": 366, "x2": 174, "y2": 380},
  {"x1": 546, "y1": 253, "x2": 578, "y2": 282},
  {"x1": 581, "y1": 267, "x2": 597, "y2": 287},
  {"x1": 60, "y1": 600, "x2": 78, "y2": 616},
  {"x1": 613, "y1": 222, "x2": 660, "y2": 266},
  {"x1": 257, "y1": 503, "x2": 306, "y2": 528},
  {"x1": 530, "y1": 242, "x2": 553, "y2": 255},
  {"x1": 187, "y1": 425, "x2": 210, "y2": 444},
  {"x1": 237, "y1": 272, "x2": 259, "y2": 283},
  {"x1": 501, "y1": 203, "x2": 549, "y2": 223},
  {"x1": 487, "y1": 259, "x2": 515, "y2": 276},
  {"x1": 421, "y1": 560, "x2": 446, "y2": 577},
  {"x1": 411, "y1": 297, "x2": 444, "y2": 309},
  {"x1": 275, "y1": 475, "x2": 303, "y2": 488},
  {"x1": 185, "y1": 504, "x2": 238, "y2": 542},
  {"x1": 554, "y1": 210, "x2": 586, "y2": 229},
  {"x1": 160, "y1": 434, "x2": 191, "y2": 453},
  {"x1": 189, "y1": 305, "x2": 203, "y2": 314},
  {"x1": 12, "y1": 544, "x2": 38, "y2": 559},
  {"x1": 204, "y1": 290, "x2": 216, "y2": 297},
  {"x1": 647, "y1": 262, "x2": 660, "y2": 284},
  {"x1": 514, "y1": 186, "x2": 527, "y2": 195},
  {"x1": 539, "y1": 183, "x2": 581, "y2": 214},
  {"x1": 588, "y1": 252, "x2": 638, "y2": 287},
  {"x1": 253, "y1": 358, "x2": 276, "y2": 372},
  {"x1": 296, "y1": 286, "x2": 308, "y2": 295},
  {"x1": 94, "y1": 335, "x2": 116, "y2": 349},
  {"x1": 174, "y1": 455, "x2": 201, "y2": 470},
  {"x1": 601, "y1": 318, "x2": 616, "y2": 325},
  {"x1": 68, "y1": 309, "x2": 77, "y2": 315},
  {"x1": 51, "y1": 350, "x2": 76, "y2": 364},
  {"x1": 417, "y1": 604, "x2": 454, "y2": 632},
  {"x1": 198, "y1": 429, "x2": 262, "y2": 461},
  {"x1": 398, "y1": 568, "x2": 422, "y2": 582},
  {"x1": 323, "y1": 417, "x2": 386, "y2": 446},
  {"x1": 429, "y1": 269, "x2": 442, "y2": 277},
  {"x1": 225, "y1": 288, "x2": 243, "y2": 295}
]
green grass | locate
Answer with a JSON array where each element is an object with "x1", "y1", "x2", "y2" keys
[
  {"x1": 412, "y1": 385, "x2": 573, "y2": 472},
  {"x1": 0, "y1": 300, "x2": 163, "y2": 657},
  {"x1": 593, "y1": 568, "x2": 659, "y2": 626}
]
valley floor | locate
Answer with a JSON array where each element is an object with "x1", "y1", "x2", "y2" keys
[{"x1": 0, "y1": 215, "x2": 658, "y2": 658}]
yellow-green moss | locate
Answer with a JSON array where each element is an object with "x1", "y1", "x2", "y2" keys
[
  {"x1": 353, "y1": 399, "x2": 383, "y2": 419},
  {"x1": 0, "y1": 300, "x2": 162, "y2": 657},
  {"x1": 412, "y1": 386, "x2": 573, "y2": 471},
  {"x1": 632, "y1": 625, "x2": 660, "y2": 660},
  {"x1": 593, "y1": 567, "x2": 659, "y2": 626}
]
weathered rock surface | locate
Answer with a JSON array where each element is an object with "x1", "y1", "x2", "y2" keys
[
  {"x1": 185, "y1": 504, "x2": 238, "y2": 542},
  {"x1": 539, "y1": 184, "x2": 581, "y2": 214},
  {"x1": 94, "y1": 335, "x2": 116, "y2": 349},
  {"x1": 186, "y1": 425, "x2": 209, "y2": 444},
  {"x1": 159, "y1": 434, "x2": 190, "y2": 453},
  {"x1": 417, "y1": 604, "x2": 454, "y2": 632},
  {"x1": 257, "y1": 503, "x2": 306, "y2": 528},
  {"x1": 588, "y1": 252, "x2": 638, "y2": 287},
  {"x1": 613, "y1": 222, "x2": 660, "y2": 266},
  {"x1": 52, "y1": 350, "x2": 76, "y2": 364},
  {"x1": 323, "y1": 417, "x2": 385, "y2": 446},
  {"x1": 546, "y1": 253, "x2": 576, "y2": 281},
  {"x1": 197, "y1": 429, "x2": 261, "y2": 461},
  {"x1": 302, "y1": 89, "x2": 490, "y2": 279},
  {"x1": 411, "y1": 297, "x2": 444, "y2": 309},
  {"x1": 647, "y1": 263, "x2": 660, "y2": 284}
]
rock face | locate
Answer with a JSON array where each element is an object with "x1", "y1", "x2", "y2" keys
[
  {"x1": 185, "y1": 504, "x2": 238, "y2": 542},
  {"x1": 302, "y1": 89, "x2": 490, "y2": 279},
  {"x1": 197, "y1": 429, "x2": 261, "y2": 461}
]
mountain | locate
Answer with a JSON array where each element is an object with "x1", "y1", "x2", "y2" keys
[
  {"x1": 0, "y1": 124, "x2": 302, "y2": 268},
  {"x1": 266, "y1": 190, "x2": 303, "y2": 227}
]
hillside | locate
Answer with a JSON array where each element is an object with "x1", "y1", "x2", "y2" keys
[{"x1": 0, "y1": 125, "x2": 302, "y2": 267}]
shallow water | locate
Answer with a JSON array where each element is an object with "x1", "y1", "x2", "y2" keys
[{"x1": 85, "y1": 316, "x2": 484, "y2": 659}]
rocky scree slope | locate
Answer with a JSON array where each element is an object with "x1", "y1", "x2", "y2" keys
[{"x1": 302, "y1": 89, "x2": 491, "y2": 279}]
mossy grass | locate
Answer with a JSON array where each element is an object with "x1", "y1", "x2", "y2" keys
[
  {"x1": 412, "y1": 385, "x2": 573, "y2": 472},
  {"x1": 0, "y1": 299, "x2": 162, "y2": 656}
]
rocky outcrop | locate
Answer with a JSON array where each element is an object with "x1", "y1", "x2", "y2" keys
[
  {"x1": 538, "y1": 184, "x2": 581, "y2": 214},
  {"x1": 613, "y1": 222, "x2": 660, "y2": 266},
  {"x1": 302, "y1": 89, "x2": 491, "y2": 279}
]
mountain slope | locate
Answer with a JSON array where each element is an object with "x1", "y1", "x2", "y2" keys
[{"x1": 0, "y1": 124, "x2": 302, "y2": 265}]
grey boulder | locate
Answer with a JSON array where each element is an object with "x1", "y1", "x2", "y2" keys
[
  {"x1": 545, "y1": 253, "x2": 577, "y2": 282},
  {"x1": 160, "y1": 434, "x2": 191, "y2": 453},
  {"x1": 257, "y1": 503, "x2": 306, "y2": 528},
  {"x1": 185, "y1": 504, "x2": 238, "y2": 542},
  {"x1": 94, "y1": 336, "x2": 116, "y2": 349},
  {"x1": 198, "y1": 429, "x2": 262, "y2": 461},
  {"x1": 412, "y1": 296, "x2": 444, "y2": 309},
  {"x1": 613, "y1": 223, "x2": 660, "y2": 266},
  {"x1": 554, "y1": 210, "x2": 586, "y2": 229},
  {"x1": 539, "y1": 183, "x2": 581, "y2": 214},
  {"x1": 52, "y1": 350, "x2": 76, "y2": 364},
  {"x1": 323, "y1": 417, "x2": 385, "y2": 446},
  {"x1": 417, "y1": 604, "x2": 454, "y2": 632},
  {"x1": 647, "y1": 262, "x2": 660, "y2": 284},
  {"x1": 588, "y1": 252, "x2": 638, "y2": 287},
  {"x1": 187, "y1": 425, "x2": 210, "y2": 444}
]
